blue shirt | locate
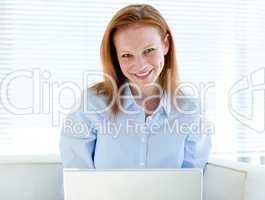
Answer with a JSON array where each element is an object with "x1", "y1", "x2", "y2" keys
[{"x1": 59, "y1": 83, "x2": 212, "y2": 169}]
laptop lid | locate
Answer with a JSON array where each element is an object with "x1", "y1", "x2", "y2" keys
[{"x1": 63, "y1": 168, "x2": 203, "y2": 200}]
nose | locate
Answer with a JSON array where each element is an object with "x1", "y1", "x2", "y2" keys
[{"x1": 134, "y1": 55, "x2": 148, "y2": 72}]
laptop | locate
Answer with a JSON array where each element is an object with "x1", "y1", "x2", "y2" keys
[{"x1": 63, "y1": 168, "x2": 203, "y2": 200}]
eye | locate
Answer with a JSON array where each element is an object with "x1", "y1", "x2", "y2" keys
[
  {"x1": 121, "y1": 53, "x2": 132, "y2": 58},
  {"x1": 144, "y1": 48, "x2": 155, "y2": 54}
]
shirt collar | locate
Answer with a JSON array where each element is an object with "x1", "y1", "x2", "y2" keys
[{"x1": 122, "y1": 81, "x2": 171, "y2": 118}]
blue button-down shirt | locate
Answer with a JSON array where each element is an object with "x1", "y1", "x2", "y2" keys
[{"x1": 60, "y1": 82, "x2": 212, "y2": 169}]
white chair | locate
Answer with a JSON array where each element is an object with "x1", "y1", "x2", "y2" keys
[
  {"x1": 204, "y1": 159, "x2": 265, "y2": 200},
  {"x1": 0, "y1": 158, "x2": 264, "y2": 200}
]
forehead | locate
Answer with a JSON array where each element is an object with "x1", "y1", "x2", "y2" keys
[{"x1": 113, "y1": 24, "x2": 162, "y2": 51}]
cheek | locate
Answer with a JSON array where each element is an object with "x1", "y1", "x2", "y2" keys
[
  {"x1": 149, "y1": 52, "x2": 164, "y2": 68},
  {"x1": 119, "y1": 61, "x2": 131, "y2": 74}
]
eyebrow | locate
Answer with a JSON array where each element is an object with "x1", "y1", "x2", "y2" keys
[{"x1": 121, "y1": 44, "x2": 155, "y2": 53}]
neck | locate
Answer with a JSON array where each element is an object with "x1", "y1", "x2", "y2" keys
[
  {"x1": 129, "y1": 82, "x2": 162, "y2": 113},
  {"x1": 130, "y1": 84, "x2": 160, "y2": 100}
]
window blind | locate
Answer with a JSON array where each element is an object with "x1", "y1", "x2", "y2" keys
[{"x1": 0, "y1": 0, "x2": 264, "y2": 165}]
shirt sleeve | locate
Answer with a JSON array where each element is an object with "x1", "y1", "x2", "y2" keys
[
  {"x1": 181, "y1": 127, "x2": 212, "y2": 168},
  {"x1": 180, "y1": 99, "x2": 213, "y2": 169},
  {"x1": 59, "y1": 110, "x2": 97, "y2": 169}
]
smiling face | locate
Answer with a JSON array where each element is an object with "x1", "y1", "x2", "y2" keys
[{"x1": 113, "y1": 23, "x2": 169, "y2": 90}]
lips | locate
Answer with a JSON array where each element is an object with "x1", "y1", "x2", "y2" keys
[{"x1": 135, "y1": 69, "x2": 153, "y2": 79}]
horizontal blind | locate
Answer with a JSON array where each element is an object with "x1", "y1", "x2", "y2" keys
[
  {"x1": 0, "y1": 0, "x2": 264, "y2": 165},
  {"x1": 0, "y1": 1, "x2": 14, "y2": 154},
  {"x1": 231, "y1": 0, "x2": 265, "y2": 164}
]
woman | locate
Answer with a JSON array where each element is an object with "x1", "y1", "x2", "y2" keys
[{"x1": 60, "y1": 4, "x2": 212, "y2": 169}]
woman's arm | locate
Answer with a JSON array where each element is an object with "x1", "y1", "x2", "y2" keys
[
  {"x1": 59, "y1": 110, "x2": 97, "y2": 168},
  {"x1": 180, "y1": 99, "x2": 213, "y2": 168},
  {"x1": 182, "y1": 130, "x2": 212, "y2": 168}
]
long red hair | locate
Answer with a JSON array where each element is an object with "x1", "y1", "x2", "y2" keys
[{"x1": 91, "y1": 4, "x2": 181, "y2": 117}]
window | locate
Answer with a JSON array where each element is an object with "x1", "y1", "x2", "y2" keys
[{"x1": 0, "y1": 0, "x2": 264, "y2": 165}]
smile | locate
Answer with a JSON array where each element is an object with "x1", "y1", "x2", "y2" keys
[{"x1": 135, "y1": 69, "x2": 153, "y2": 79}]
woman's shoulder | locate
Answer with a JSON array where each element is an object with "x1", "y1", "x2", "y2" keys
[
  {"x1": 81, "y1": 81, "x2": 111, "y2": 116},
  {"x1": 173, "y1": 88, "x2": 202, "y2": 116},
  {"x1": 61, "y1": 82, "x2": 108, "y2": 136}
]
